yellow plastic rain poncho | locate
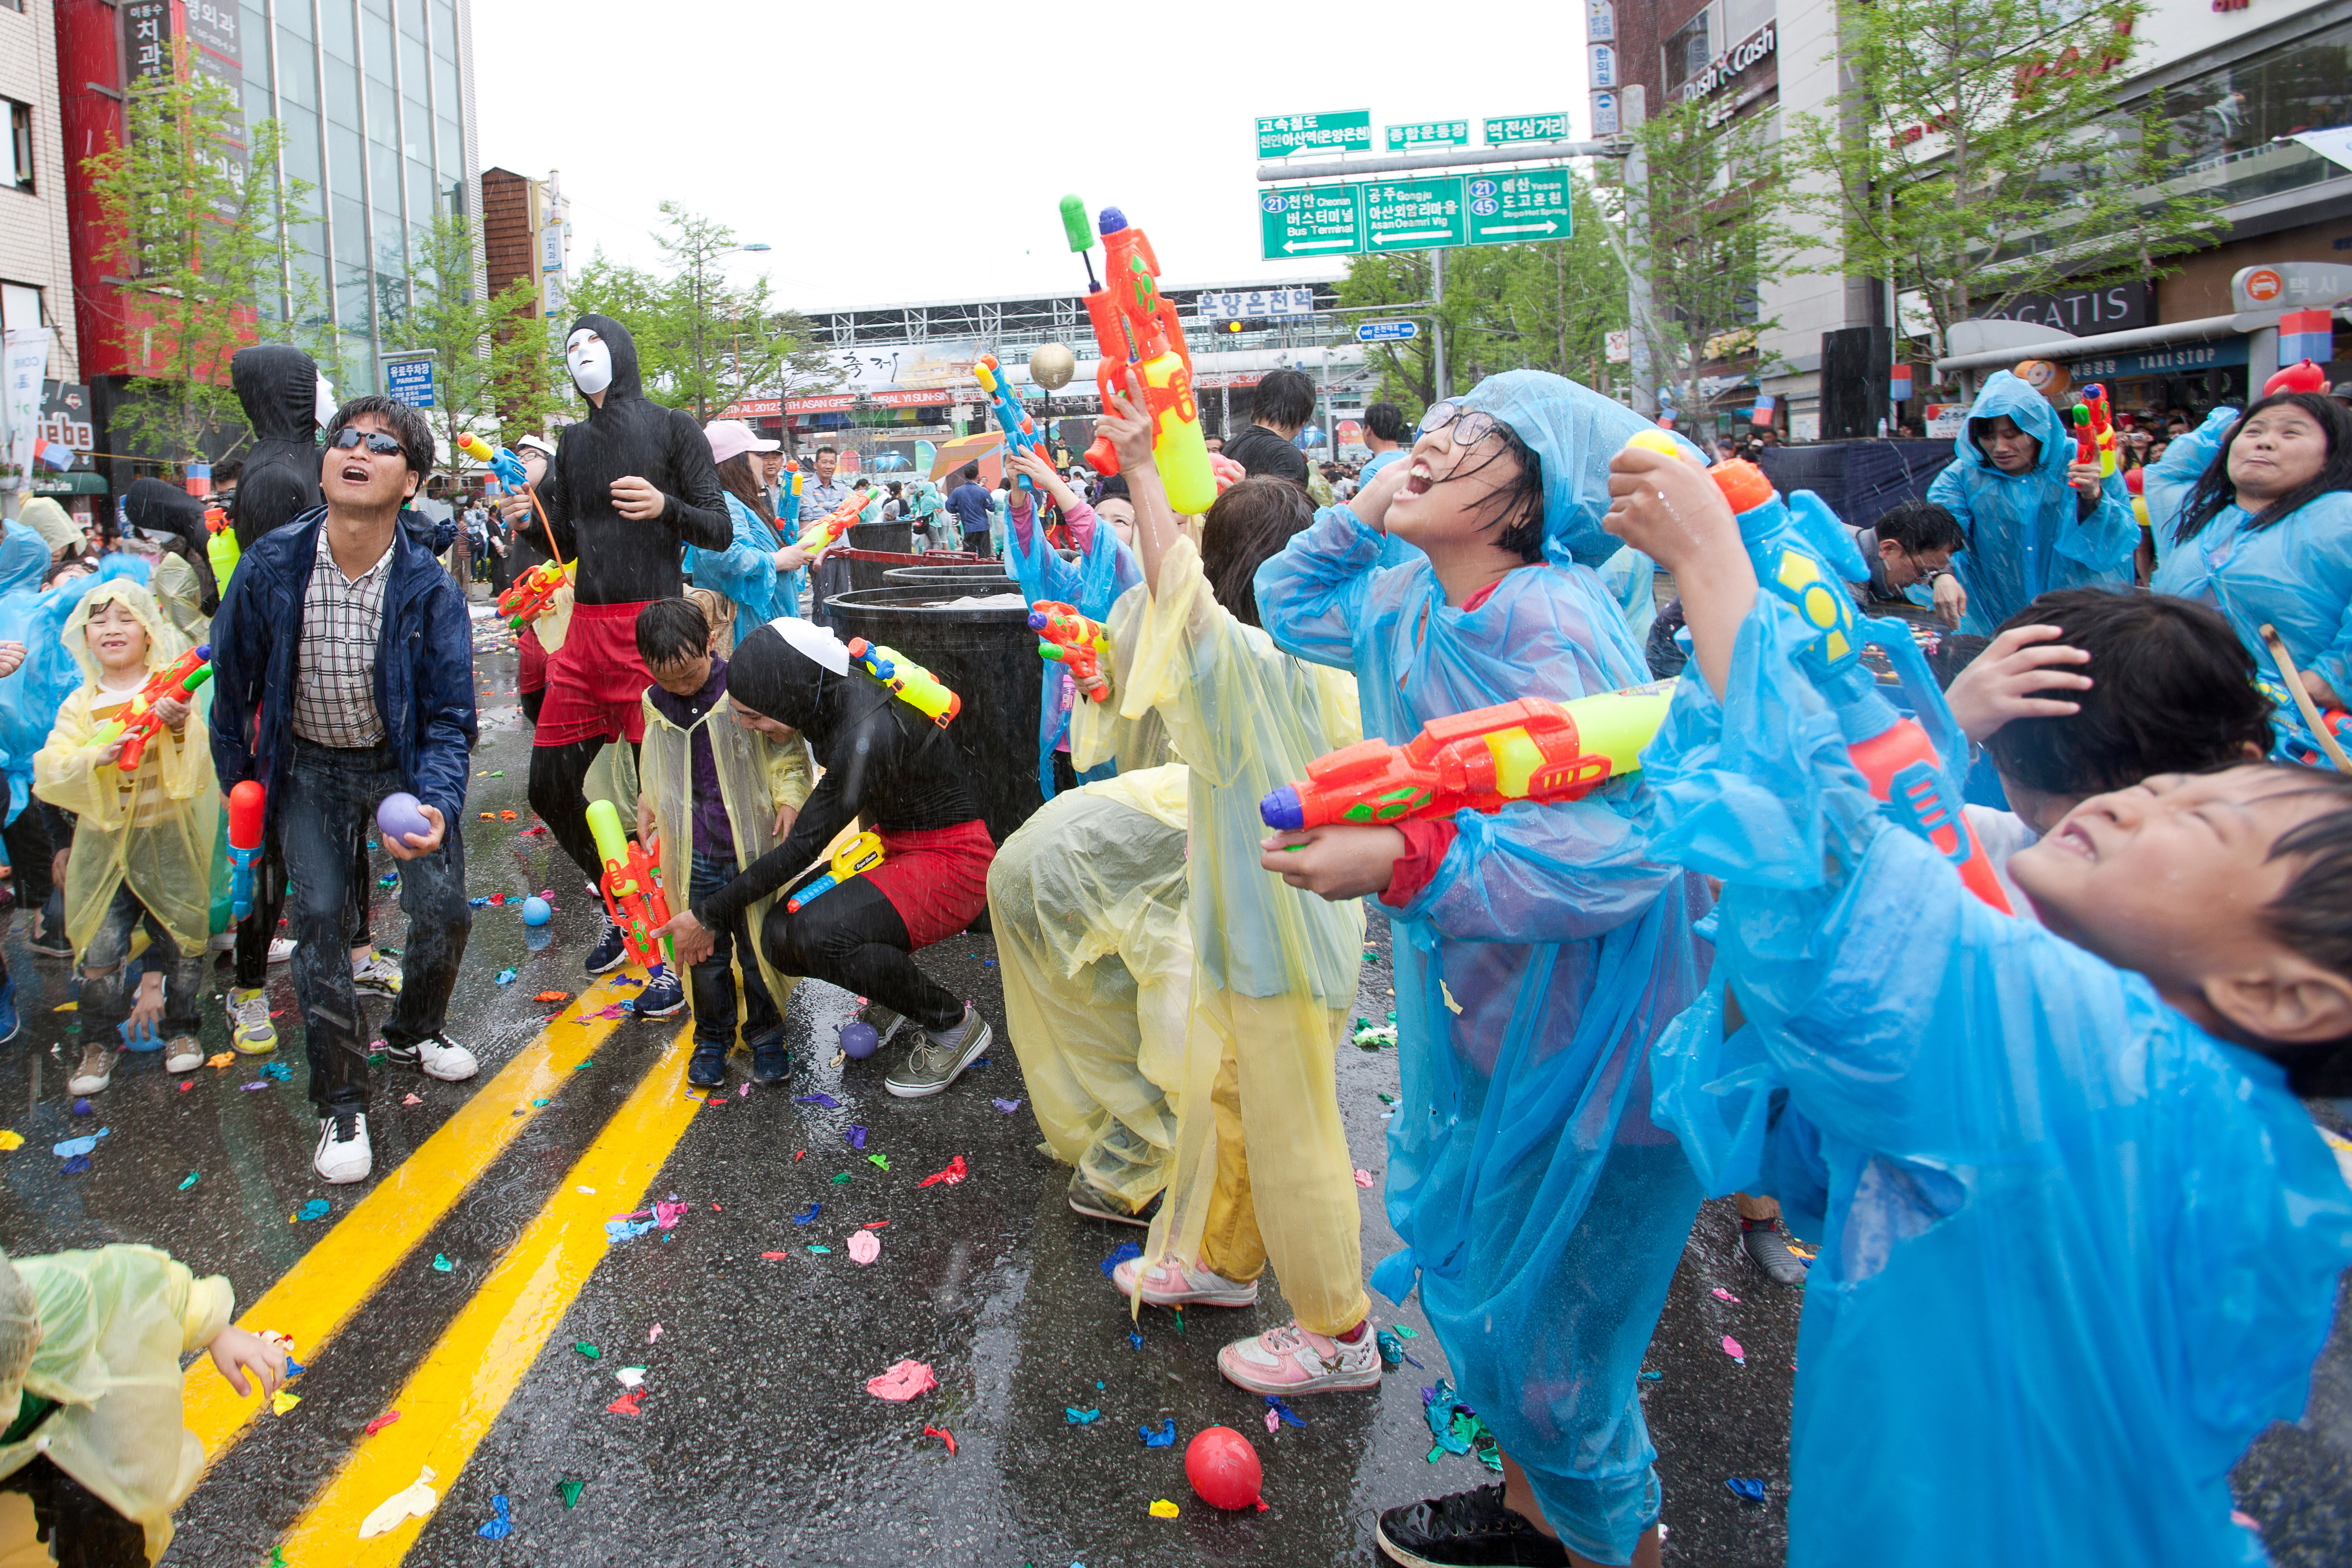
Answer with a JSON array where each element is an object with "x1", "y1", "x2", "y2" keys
[
  {"x1": 32, "y1": 582, "x2": 218, "y2": 962},
  {"x1": 0, "y1": 1247, "x2": 236, "y2": 1565},
  {"x1": 990, "y1": 761, "x2": 1193, "y2": 1213},
  {"x1": 637, "y1": 688, "x2": 816, "y2": 1012},
  {"x1": 149, "y1": 552, "x2": 210, "y2": 651},
  {"x1": 1120, "y1": 536, "x2": 1367, "y2": 1334}
]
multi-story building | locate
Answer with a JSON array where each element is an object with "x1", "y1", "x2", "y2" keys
[
  {"x1": 0, "y1": 0, "x2": 91, "y2": 516},
  {"x1": 54, "y1": 0, "x2": 481, "y2": 480},
  {"x1": 481, "y1": 165, "x2": 569, "y2": 324}
]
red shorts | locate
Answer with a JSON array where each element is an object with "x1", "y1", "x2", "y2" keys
[
  {"x1": 535, "y1": 600, "x2": 653, "y2": 748},
  {"x1": 865, "y1": 819, "x2": 995, "y2": 948},
  {"x1": 517, "y1": 623, "x2": 548, "y2": 694}
]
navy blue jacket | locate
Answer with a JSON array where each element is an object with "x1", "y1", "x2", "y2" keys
[{"x1": 209, "y1": 506, "x2": 476, "y2": 831}]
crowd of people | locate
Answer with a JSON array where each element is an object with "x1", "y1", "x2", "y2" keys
[{"x1": 5, "y1": 304, "x2": 2352, "y2": 1568}]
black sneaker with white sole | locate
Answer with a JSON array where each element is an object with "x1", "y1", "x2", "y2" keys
[
  {"x1": 584, "y1": 918, "x2": 629, "y2": 976},
  {"x1": 1375, "y1": 1484, "x2": 1571, "y2": 1568}
]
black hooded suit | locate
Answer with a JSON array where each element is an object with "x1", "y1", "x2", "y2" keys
[
  {"x1": 532, "y1": 314, "x2": 730, "y2": 605},
  {"x1": 227, "y1": 345, "x2": 324, "y2": 548}
]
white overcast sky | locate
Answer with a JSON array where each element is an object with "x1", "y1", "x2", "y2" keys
[{"x1": 474, "y1": 0, "x2": 1594, "y2": 313}]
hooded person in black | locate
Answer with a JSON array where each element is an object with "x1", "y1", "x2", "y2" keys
[
  {"x1": 659, "y1": 617, "x2": 999, "y2": 1096},
  {"x1": 528, "y1": 314, "x2": 735, "y2": 974},
  {"x1": 120, "y1": 480, "x2": 214, "y2": 612},
  {"x1": 227, "y1": 345, "x2": 325, "y2": 548}
]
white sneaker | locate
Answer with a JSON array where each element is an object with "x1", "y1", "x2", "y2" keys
[
  {"x1": 314, "y1": 1112, "x2": 372, "y2": 1184},
  {"x1": 229, "y1": 987, "x2": 278, "y2": 1054},
  {"x1": 268, "y1": 937, "x2": 296, "y2": 965},
  {"x1": 163, "y1": 1035, "x2": 203, "y2": 1073},
  {"x1": 383, "y1": 1032, "x2": 477, "y2": 1082},
  {"x1": 1217, "y1": 1318, "x2": 1383, "y2": 1396},
  {"x1": 350, "y1": 952, "x2": 402, "y2": 996},
  {"x1": 1110, "y1": 1252, "x2": 1261, "y2": 1309}
]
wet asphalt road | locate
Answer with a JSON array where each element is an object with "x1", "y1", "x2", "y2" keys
[{"x1": 0, "y1": 616, "x2": 2346, "y2": 1566}]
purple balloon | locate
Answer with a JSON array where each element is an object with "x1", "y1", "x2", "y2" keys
[
  {"x1": 839, "y1": 1022, "x2": 880, "y2": 1060},
  {"x1": 376, "y1": 791, "x2": 430, "y2": 841}
]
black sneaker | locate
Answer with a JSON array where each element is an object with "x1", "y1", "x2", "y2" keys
[
  {"x1": 687, "y1": 1039, "x2": 727, "y2": 1089},
  {"x1": 749, "y1": 1031, "x2": 789, "y2": 1085},
  {"x1": 1741, "y1": 1218, "x2": 1810, "y2": 1287},
  {"x1": 584, "y1": 918, "x2": 629, "y2": 976},
  {"x1": 28, "y1": 929, "x2": 72, "y2": 961},
  {"x1": 1066, "y1": 1170, "x2": 1160, "y2": 1228},
  {"x1": 1375, "y1": 1485, "x2": 1570, "y2": 1568}
]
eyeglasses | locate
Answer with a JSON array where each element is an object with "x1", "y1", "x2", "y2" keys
[
  {"x1": 1416, "y1": 401, "x2": 1505, "y2": 449},
  {"x1": 330, "y1": 427, "x2": 407, "y2": 459}
]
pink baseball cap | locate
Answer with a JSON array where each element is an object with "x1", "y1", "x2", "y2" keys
[{"x1": 705, "y1": 419, "x2": 781, "y2": 465}]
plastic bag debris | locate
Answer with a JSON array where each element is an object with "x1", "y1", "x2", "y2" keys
[
  {"x1": 476, "y1": 1495, "x2": 512, "y2": 1540},
  {"x1": 866, "y1": 1359, "x2": 938, "y2": 1401},
  {"x1": 848, "y1": 1230, "x2": 881, "y2": 1265},
  {"x1": 1726, "y1": 1477, "x2": 1768, "y2": 1504},
  {"x1": 1102, "y1": 1243, "x2": 1142, "y2": 1279},
  {"x1": 357, "y1": 1464, "x2": 438, "y2": 1538},
  {"x1": 1141, "y1": 1419, "x2": 1177, "y2": 1448},
  {"x1": 916, "y1": 1155, "x2": 968, "y2": 1188}
]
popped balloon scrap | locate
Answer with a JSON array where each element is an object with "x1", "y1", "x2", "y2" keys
[
  {"x1": 476, "y1": 1495, "x2": 513, "y2": 1540},
  {"x1": 51, "y1": 1128, "x2": 108, "y2": 1157},
  {"x1": 916, "y1": 1154, "x2": 968, "y2": 1187},
  {"x1": 1066, "y1": 1407, "x2": 1101, "y2": 1425},
  {"x1": 1726, "y1": 1477, "x2": 1768, "y2": 1504},
  {"x1": 792, "y1": 1202, "x2": 821, "y2": 1225},
  {"x1": 848, "y1": 1229, "x2": 881, "y2": 1265},
  {"x1": 793, "y1": 1092, "x2": 840, "y2": 1108},
  {"x1": 1141, "y1": 1419, "x2": 1177, "y2": 1448},
  {"x1": 922, "y1": 1424, "x2": 957, "y2": 1456},
  {"x1": 865, "y1": 1359, "x2": 938, "y2": 1401},
  {"x1": 294, "y1": 1199, "x2": 331, "y2": 1223},
  {"x1": 356, "y1": 1465, "x2": 438, "y2": 1539},
  {"x1": 1721, "y1": 1336, "x2": 1746, "y2": 1365},
  {"x1": 1102, "y1": 1243, "x2": 1142, "y2": 1279}
]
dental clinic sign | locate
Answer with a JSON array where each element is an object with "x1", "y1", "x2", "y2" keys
[{"x1": 1678, "y1": 22, "x2": 1775, "y2": 102}]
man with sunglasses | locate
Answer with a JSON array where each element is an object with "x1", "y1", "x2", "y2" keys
[{"x1": 210, "y1": 396, "x2": 480, "y2": 1186}]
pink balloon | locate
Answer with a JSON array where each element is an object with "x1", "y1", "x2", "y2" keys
[
  {"x1": 1185, "y1": 1426, "x2": 1267, "y2": 1511},
  {"x1": 848, "y1": 1229, "x2": 880, "y2": 1265}
]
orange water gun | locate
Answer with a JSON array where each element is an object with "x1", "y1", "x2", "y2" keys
[
  {"x1": 87, "y1": 644, "x2": 212, "y2": 773},
  {"x1": 496, "y1": 558, "x2": 574, "y2": 632},
  {"x1": 793, "y1": 489, "x2": 870, "y2": 559},
  {"x1": 1029, "y1": 601, "x2": 1109, "y2": 702},
  {"x1": 1061, "y1": 196, "x2": 1217, "y2": 515},
  {"x1": 585, "y1": 799, "x2": 673, "y2": 973}
]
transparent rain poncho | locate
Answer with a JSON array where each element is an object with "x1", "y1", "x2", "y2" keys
[
  {"x1": 1120, "y1": 536, "x2": 1367, "y2": 1334},
  {"x1": 32, "y1": 580, "x2": 218, "y2": 962},
  {"x1": 2141, "y1": 405, "x2": 2237, "y2": 566},
  {"x1": 988, "y1": 762, "x2": 1193, "y2": 1212},
  {"x1": 1641, "y1": 596, "x2": 2352, "y2": 1568},
  {"x1": 0, "y1": 557, "x2": 152, "y2": 829},
  {"x1": 0, "y1": 1245, "x2": 236, "y2": 1564},
  {"x1": 688, "y1": 492, "x2": 804, "y2": 653},
  {"x1": 637, "y1": 688, "x2": 814, "y2": 1012},
  {"x1": 1254, "y1": 370, "x2": 1712, "y2": 1564},
  {"x1": 1926, "y1": 370, "x2": 2137, "y2": 634},
  {"x1": 1005, "y1": 490, "x2": 1143, "y2": 799}
]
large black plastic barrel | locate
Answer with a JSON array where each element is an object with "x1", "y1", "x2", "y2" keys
[
  {"x1": 824, "y1": 585, "x2": 1043, "y2": 849},
  {"x1": 847, "y1": 519, "x2": 913, "y2": 553},
  {"x1": 884, "y1": 565, "x2": 1016, "y2": 591}
]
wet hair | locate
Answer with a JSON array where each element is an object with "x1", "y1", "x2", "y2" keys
[
  {"x1": 960, "y1": 462, "x2": 980, "y2": 482},
  {"x1": 816, "y1": 445, "x2": 838, "y2": 458},
  {"x1": 323, "y1": 395, "x2": 435, "y2": 476},
  {"x1": 1979, "y1": 589, "x2": 2272, "y2": 795},
  {"x1": 2254, "y1": 767, "x2": 2352, "y2": 1092},
  {"x1": 1364, "y1": 402, "x2": 1409, "y2": 445},
  {"x1": 212, "y1": 458, "x2": 243, "y2": 488},
  {"x1": 1201, "y1": 476, "x2": 1314, "y2": 630},
  {"x1": 1094, "y1": 474, "x2": 1130, "y2": 503},
  {"x1": 1442, "y1": 417, "x2": 1546, "y2": 564},
  {"x1": 1872, "y1": 499, "x2": 1965, "y2": 558},
  {"x1": 1252, "y1": 369, "x2": 1317, "y2": 431},
  {"x1": 715, "y1": 452, "x2": 774, "y2": 524},
  {"x1": 634, "y1": 597, "x2": 711, "y2": 671},
  {"x1": 1967, "y1": 412, "x2": 2037, "y2": 465},
  {"x1": 2175, "y1": 392, "x2": 2352, "y2": 544}
]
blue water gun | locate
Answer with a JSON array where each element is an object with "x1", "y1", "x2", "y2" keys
[
  {"x1": 1627, "y1": 433, "x2": 2013, "y2": 913},
  {"x1": 455, "y1": 433, "x2": 529, "y2": 493},
  {"x1": 972, "y1": 353, "x2": 1048, "y2": 492}
]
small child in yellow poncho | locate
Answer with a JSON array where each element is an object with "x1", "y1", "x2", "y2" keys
[
  {"x1": 33, "y1": 580, "x2": 218, "y2": 1097},
  {"x1": 0, "y1": 1246, "x2": 286, "y2": 1566}
]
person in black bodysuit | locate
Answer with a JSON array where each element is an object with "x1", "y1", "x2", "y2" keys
[
  {"x1": 656, "y1": 618, "x2": 997, "y2": 1098},
  {"x1": 526, "y1": 315, "x2": 732, "y2": 976}
]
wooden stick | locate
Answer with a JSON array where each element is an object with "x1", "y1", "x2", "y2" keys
[{"x1": 2260, "y1": 623, "x2": 2352, "y2": 773}]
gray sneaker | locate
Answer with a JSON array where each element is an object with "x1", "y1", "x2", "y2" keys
[
  {"x1": 1067, "y1": 1170, "x2": 1161, "y2": 1228},
  {"x1": 865, "y1": 1003, "x2": 912, "y2": 1049},
  {"x1": 884, "y1": 1006, "x2": 991, "y2": 1099}
]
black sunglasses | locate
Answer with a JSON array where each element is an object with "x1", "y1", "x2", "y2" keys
[{"x1": 330, "y1": 427, "x2": 407, "y2": 459}]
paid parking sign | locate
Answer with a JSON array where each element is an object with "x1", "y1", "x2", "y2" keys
[
  {"x1": 1260, "y1": 186, "x2": 1364, "y2": 260},
  {"x1": 383, "y1": 354, "x2": 435, "y2": 409},
  {"x1": 1466, "y1": 168, "x2": 1572, "y2": 245}
]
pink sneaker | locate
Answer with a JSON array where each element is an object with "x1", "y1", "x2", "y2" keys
[
  {"x1": 1109, "y1": 1253, "x2": 1260, "y2": 1309},
  {"x1": 1217, "y1": 1319, "x2": 1382, "y2": 1395}
]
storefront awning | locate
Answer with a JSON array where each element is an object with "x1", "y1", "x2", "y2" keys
[{"x1": 1933, "y1": 312, "x2": 2238, "y2": 374}]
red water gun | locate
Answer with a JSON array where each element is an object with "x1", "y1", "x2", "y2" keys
[
  {"x1": 497, "y1": 559, "x2": 573, "y2": 632},
  {"x1": 2264, "y1": 359, "x2": 2328, "y2": 398},
  {"x1": 1029, "y1": 601, "x2": 1109, "y2": 702},
  {"x1": 584, "y1": 799, "x2": 673, "y2": 972},
  {"x1": 1060, "y1": 196, "x2": 1217, "y2": 515},
  {"x1": 2077, "y1": 382, "x2": 2116, "y2": 475},
  {"x1": 227, "y1": 780, "x2": 264, "y2": 921},
  {"x1": 2066, "y1": 401, "x2": 2099, "y2": 470},
  {"x1": 88, "y1": 644, "x2": 212, "y2": 773}
]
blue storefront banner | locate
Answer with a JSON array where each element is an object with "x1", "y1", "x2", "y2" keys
[{"x1": 2064, "y1": 337, "x2": 2249, "y2": 381}]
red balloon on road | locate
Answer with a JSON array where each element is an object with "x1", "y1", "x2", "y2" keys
[{"x1": 1185, "y1": 1425, "x2": 1267, "y2": 1511}]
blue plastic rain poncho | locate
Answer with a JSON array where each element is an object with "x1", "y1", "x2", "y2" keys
[
  {"x1": 1641, "y1": 595, "x2": 2352, "y2": 1568},
  {"x1": 2145, "y1": 447, "x2": 2352, "y2": 751},
  {"x1": 2142, "y1": 406, "x2": 2238, "y2": 564},
  {"x1": 1926, "y1": 371, "x2": 2137, "y2": 633},
  {"x1": 1256, "y1": 372, "x2": 1712, "y2": 1564},
  {"x1": 688, "y1": 491, "x2": 805, "y2": 650},
  {"x1": 0, "y1": 555, "x2": 151, "y2": 827},
  {"x1": 1005, "y1": 488, "x2": 1142, "y2": 800},
  {"x1": 0, "y1": 520, "x2": 55, "y2": 822}
]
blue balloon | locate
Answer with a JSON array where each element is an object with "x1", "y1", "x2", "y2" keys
[
  {"x1": 839, "y1": 1021, "x2": 879, "y2": 1060},
  {"x1": 521, "y1": 896, "x2": 552, "y2": 926}
]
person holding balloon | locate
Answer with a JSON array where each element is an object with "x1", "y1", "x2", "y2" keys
[{"x1": 208, "y1": 395, "x2": 480, "y2": 1186}]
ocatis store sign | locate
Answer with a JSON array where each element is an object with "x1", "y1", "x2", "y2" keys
[{"x1": 1680, "y1": 23, "x2": 1775, "y2": 102}]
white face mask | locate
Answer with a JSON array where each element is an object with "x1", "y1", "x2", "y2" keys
[
  {"x1": 567, "y1": 330, "x2": 613, "y2": 396},
  {"x1": 313, "y1": 374, "x2": 338, "y2": 429}
]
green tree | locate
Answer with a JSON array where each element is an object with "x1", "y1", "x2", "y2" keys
[
  {"x1": 383, "y1": 214, "x2": 563, "y2": 465},
  {"x1": 1784, "y1": 0, "x2": 2220, "y2": 364},
  {"x1": 82, "y1": 43, "x2": 310, "y2": 469}
]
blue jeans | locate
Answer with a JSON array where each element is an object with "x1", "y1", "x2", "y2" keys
[
  {"x1": 690, "y1": 849, "x2": 780, "y2": 1051},
  {"x1": 79, "y1": 879, "x2": 205, "y2": 1039},
  {"x1": 280, "y1": 739, "x2": 471, "y2": 1115}
]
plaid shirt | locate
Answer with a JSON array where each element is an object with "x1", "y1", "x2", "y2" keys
[{"x1": 290, "y1": 523, "x2": 394, "y2": 747}]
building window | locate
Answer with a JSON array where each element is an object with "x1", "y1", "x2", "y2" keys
[
  {"x1": 1664, "y1": 8, "x2": 1714, "y2": 95},
  {"x1": 6, "y1": 100, "x2": 31, "y2": 193}
]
